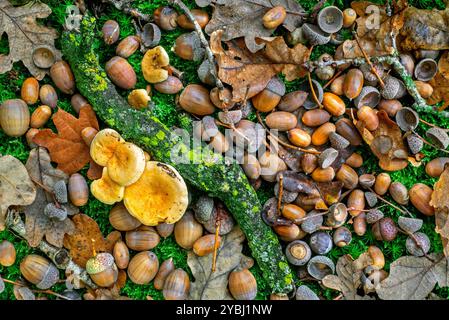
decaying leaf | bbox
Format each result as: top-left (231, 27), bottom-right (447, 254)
top-left (24, 148), bottom-right (77, 247)
top-left (430, 166), bottom-right (449, 257)
top-left (427, 52), bottom-right (449, 110)
top-left (210, 30), bottom-right (310, 103)
top-left (203, 0), bottom-right (304, 53)
top-left (33, 106), bottom-right (101, 179)
top-left (376, 253), bottom-right (448, 300)
top-left (356, 110), bottom-right (408, 171)
top-left (0, 275), bottom-right (4, 294)
top-left (63, 214), bottom-right (111, 268)
top-left (0, 0), bottom-right (61, 79)
top-left (84, 286), bottom-right (130, 300)
top-left (188, 227), bottom-right (245, 300)
top-left (0, 155), bottom-right (36, 231)
top-left (14, 285), bottom-right (35, 300)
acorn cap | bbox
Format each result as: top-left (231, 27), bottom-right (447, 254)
top-left (301, 211), bottom-right (324, 234)
top-left (301, 79), bottom-right (324, 109)
top-left (353, 86), bottom-right (380, 109)
top-left (44, 203), bottom-right (67, 221)
top-left (140, 23), bottom-right (161, 48)
top-left (395, 107), bottom-right (419, 132)
top-left (53, 180), bottom-right (68, 204)
top-left (296, 285), bottom-right (319, 300)
top-left (329, 132), bottom-right (350, 150)
top-left (218, 110), bottom-right (242, 125)
top-left (193, 195), bottom-right (215, 224)
top-left (265, 76), bottom-right (286, 97)
top-left (309, 231), bottom-right (333, 255)
top-left (286, 240), bottom-right (312, 266)
top-left (406, 133), bottom-right (424, 154)
top-left (36, 262), bottom-right (59, 290)
top-left (406, 232), bottom-right (430, 257)
top-left (317, 6), bottom-right (343, 34)
top-left (426, 127), bottom-right (449, 149)
top-left (318, 147), bottom-right (338, 169)
top-left (364, 191), bottom-right (378, 208)
top-left (414, 58), bottom-right (438, 82)
top-left (360, 63), bottom-right (384, 84)
top-left (326, 203), bottom-right (348, 228)
top-left (86, 252), bottom-right (115, 275)
top-left (32, 45), bottom-right (56, 69)
top-left (398, 216), bottom-right (423, 234)
top-left (381, 76), bottom-right (406, 100)
top-left (302, 23), bottom-right (331, 46)
top-left (307, 255), bottom-right (335, 280)
top-left (197, 59), bottom-right (216, 86)
top-left (366, 208), bottom-right (384, 224)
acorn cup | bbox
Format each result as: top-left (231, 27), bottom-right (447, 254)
top-left (398, 216), bottom-right (423, 234)
top-left (414, 58), bottom-right (438, 81)
top-left (285, 240), bottom-right (312, 266)
top-left (86, 251), bottom-right (118, 288)
top-left (426, 127), bottom-right (449, 150)
top-left (317, 6), bottom-right (343, 34)
top-left (302, 23), bottom-right (331, 46)
top-left (406, 232), bottom-right (430, 257)
top-left (396, 107), bottom-right (419, 132)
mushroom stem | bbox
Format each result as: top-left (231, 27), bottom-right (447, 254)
top-left (168, 0), bottom-right (225, 93)
top-left (1, 279), bottom-right (71, 300)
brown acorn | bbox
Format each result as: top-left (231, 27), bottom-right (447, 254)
top-left (68, 173), bottom-right (89, 207)
top-left (322, 92), bottom-right (346, 116)
top-left (300, 153), bottom-right (318, 174)
top-left (409, 183), bottom-right (435, 216)
top-left (311, 122), bottom-right (336, 146)
top-left (228, 269), bottom-right (257, 300)
top-left (425, 157), bottom-right (449, 177)
top-left (70, 94), bottom-right (90, 114)
top-left (156, 223), bottom-right (175, 238)
top-left (335, 118), bottom-right (362, 146)
top-left (81, 127), bottom-right (98, 147)
top-left (288, 128), bottom-right (311, 148)
top-left (26, 128), bottom-right (39, 148)
top-left (374, 173), bottom-right (391, 196)
top-left (126, 226), bottom-right (160, 251)
top-left (174, 211), bottom-right (203, 249)
top-left (21, 77), bottom-right (39, 105)
top-left (102, 20), bottom-right (120, 45)
top-left (281, 204), bottom-right (306, 222)
top-left (105, 56), bottom-right (137, 90)
top-left (39, 84), bottom-right (58, 109)
top-left (163, 269), bottom-right (190, 300)
top-left (109, 203), bottom-right (142, 231)
top-left (415, 81), bottom-right (433, 99)
top-left (154, 258), bottom-right (175, 290)
top-left (357, 106), bottom-right (379, 131)
top-left (252, 77), bottom-right (285, 112)
top-left (30, 105), bottom-right (51, 129)
top-left (345, 152), bottom-right (363, 168)
top-left (378, 99), bottom-right (402, 117)
top-left (115, 35), bottom-right (141, 59)
top-left (178, 9), bottom-right (209, 30)
top-left (209, 87), bottom-right (235, 110)
top-left (265, 111), bottom-right (298, 131)
top-left (173, 32), bottom-right (204, 61)
top-left (311, 167), bottom-right (335, 183)
top-left (154, 76), bottom-right (183, 94)
top-left (179, 84), bottom-right (215, 116)
top-left (20, 255), bottom-right (59, 289)
top-left (86, 252), bottom-right (118, 287)
top-left (154, 6), bottom-right (178, 31)
top-left (347, 189), bottom-right (365, 216)
top-left (273, 224), bottom-right (301, 242)
top-left (336, 164), bottom-right (358, 189)
top-left (330, 74), bottom-right (346, 96)
top-left (113, 241), bottom-right (130, 269)
top-left (343, 69), bottom-right (364, 99)
top-left (278, 91), bottom-right (308, 112)
top-left (263, 6), bottom-right (287, 29)
top-left (301, 109), bottom-right (331, 127)
top-left (372, 217), bottom-right (398, 242)
top-left (342, 8), bottom-right (356, 28)
top-left (359, 173), bottom-right (376, 189)
top-left (389, 181), bottom-right (409, 205)
top-left (127, 251), bottom-right (159, 285)
top-left (50, 61), bottom-right (75, 94)
top-left (193, 234), bottom-right (221, 257)
top-left (0, 240), bottom-right (16, 267)
top-left (0, 99), bottom-right (30, 137)
top-left (353, 213), bottom-right (367, 236)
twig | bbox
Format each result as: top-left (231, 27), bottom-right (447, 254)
top-left (367, 187), bottom-right (413, 217)
top-left (277, 174), bottom-right (283, 214)
top-left (323, 69), bottom-right (343, 89)
top-left (398, 228), bottom-right (432, 260)
top-left (412, 131), bottom-right (449, 154)
top-left (2, 279), bottom-right (70, 300)
top-left (211, 218), bottom-right (220, 273)
top-left (215, 120), bottom-right (250, 143)
top-left (353, 32), bottom-right (385, 88)
top-left (103, 0), bottom-right (151, 22)
top-left (307, 72), bottom-right (324, 109)
top-left (419, 118), bottom-right (449, 132)
top-left (169, 0), bottom-right (225, 93)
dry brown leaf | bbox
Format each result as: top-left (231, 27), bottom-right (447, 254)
top-left (430, 166), bottom-right (449, 257)
top-left (356, 110), bottom-right (408, 171)
top-left (0, 0), bottom-right (61, 79)
top-left (33, 106), bottom-right (101, 179)
top-left (210, 30), bottom-right (310, 103)
top-left (63, 213), bottom-right (111, 268)
top-left (427, 52), bottom-right (449, 110)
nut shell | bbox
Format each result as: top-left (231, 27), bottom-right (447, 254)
top-left (0, 240), bottom-right (16, 267)
top-left (127, 251), bottom-right (159, 285)
top-left (354, 86), bottom-right (380, 109)
top-left (50, 61), bottom-right (75, 94)
top-left (228, 269), bottom-right (257, 300)
top-left (163, 269), bottom-right (190, 300)
top-left (105, 56), bottom-right (137, 90)
top-left (302, 23), bottom-right (330, 46)
top-left (409, 183), bottom-right (435, 216)
top-left (125, 226), bottom-right (160, 251)
top-left (285, 240), bottom-right (312, 266)
top-left (179, 84), bottom-right (215, 116)
top-left (21, 77), bottom-right (39, 105)
top-left (39, 84), bottom-right (58, 109)
top-left (193, 234), bottom-right (221, 257)
top-left (174, 211), bottom-right (203, 249)
top-left (113, 241), bottom-right (130, 269)
top-left (102, 20), bottom-right (120, 45)
top-left (20, 255), bottom-right (59, 289)
top-left (109, 203), bottom-right (142, 231)
top-left (0, 99), bottom-right (30, 137)
top-left (154, 258), bottom-right (175, 290)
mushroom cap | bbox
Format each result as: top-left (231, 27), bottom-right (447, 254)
top-left (124, 161), bottom-right (189, 226)
top-left (142, 46), bottom-right (170, 83)
top-left (91, 167), bottom-right (125, 205)
top-left (90, 129), bottom-right (146, 186)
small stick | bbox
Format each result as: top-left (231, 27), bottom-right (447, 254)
top-left (413, 131), bottom-right (449, 154)
top-left (2, 279), bottom-right (70, 300)
top-left (398, 228), bottom-right (431, 260)
top-left (367, 187), bottom-right (413, 217)
top-left (277, 174), bottom-right (284, 214)
top-left (215, 120), bottom-right (250, 143)
top-left (211, 217), bottom-right (221, 272)
top-left (166, 65), bottom-right (184, 80)
top-left (323, 69), bottom-right (343, 89)
top-left (419, 118), bottom-right (449, 132)
top-left (307, 72), bottom-right (324, 109)
top-left (353, 32), bottom-right (385, 88)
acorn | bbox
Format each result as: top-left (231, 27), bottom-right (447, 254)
top-left (241, 154), bottom-right (261, 180)
top-left (113, 241), bottom-right (130, 269)
top-left (406, 232), bottom-right (430, 257)
top-left (330, 74), bottom-right (346, 96)
top-left (218, 110), bottom-right (242, 126)
top-left (116, 35), bottom-right (141, 58)
top-left (278, 91), bottom-right (308, 112)
top-left (309, 231), bottom-right (333, 255)
top-left (263, 6), bottom-right (287, 29)
top-left (0, 99), bottom-right (30, 137)
top-left (335, 118), bottom-right (362, 146)
top-left (252, 76), bottom-right (285, 112)
top-left (274, 224), bottom-right (301, 242)
top-left (21, 77), bottom-right (39, 105)
top-left (265, 111), bottom-right (297, 131)
top-left (409, 183), bottom-right (435, 216)
top-left (302, 23), bottom-right (331, 46)
top-left (173, 32), bottom-right (205, 61)
top-left (126, 226), bottom-right (160, 251)
top-left (366, 209), bottom-right (384, 224)
top-left (154, 6), bottom-right (178, 31)
top-left (109, 203), bottom-right (142, 231)
top-left (209, 87), bottom-right (235, 110)
top-left (0, 240), bottom-right (16, 267)
top-left (178, 9), bottom-right (209, 30)
top-left (415, 81), bottom-right (434, 99)
top-left (325, 203), bottom-right (348, 228)
top-left (70, 94), bottom-right (90, 114)
top-left (345, 152), bottom-right (363, 168)
top-left (68, 173), bottom-right (89, 207)
top-left (315, 54), bottom-right (335, 81)
top-left (301, 109), bottom-right (331, 127)
top-left (311, 167), bottom-right (335, 182)
top-left (179, 84), bottom-right (215, 116)
top-left (357, 106), bottom-right (379, 131)
top-left (127, 251), bottom-right (159, 285)
top-left (426, 127), bottom-right (449, 149)
top-left (368, 246), bottom-right (385, 269)
top-left (288, 128), bottom-right (311, 148)
top-left (372, 217), bottom-right (398, 242)
top-left (154, 258), bottom-right (175, 290)
top-left (174, 211), bottom-right (203, 249)
top-left (343, 69), bottom-right (364, 99)
top-left (281, 204), bottom-right (306, 222)
top-left (354, 86), bottom-right (380, 109)
top-left (389, 181), bottom-right (409, 205)
top-left (300, 211), bottom-right (324, 234)
top-left (399, 53), bottom-right (415, 76)
top-left (50, 60), bottom-right (75, 94)
top-left (105, 56), bottom-right (137, 90)
top-left (39, 84), bottom-right (58, 109)
top-left (359, 174), bottom-right (376, 189)
top-left (360, 63), bottom-right (384, 86)
top-left (378, 99), bottom-right (402, 117)
top-left (381, 75), bottom-right (406, 100)
top-left (102, 20), bottom-right (120, 45)
top-left (333, 226), bottom-right (352, 247)
top-left (317, 6), bottom-right (343, 33)
top-left (311, 122), bottom-right (336, 146)
top-left (30, 105), bottom-right (51, 129)
top-left (85, 252), bottom-right (118, 287)
top-left (343, 8), bottom-right (357, 28)
top-left (20, 255), bottom-right (59, 289)
top-left (318, 147), bottom-right (338, 169)
top-left (396, 107), bottom-right (419, 132)
top-left (300, 153), bottom-right (318, 174)
top-left (163, 269), bottom-right (190, 300)
top-left (193, 234), bottom-right (221, 257)
top-left (228, 269), bottom-right (257, 300)
top-left (259, 152), bottom-right (287, 182)
top-left (336, 164), bottom-right (358, 189)
top-left (353, 213), bottom-right (367, 236)
top-left (347, 189), bottom-right (365, 216)
top-left (414, 58), bottom-right (438, 81)
top-left (26, 128), bottom-right (39, 148)
top-left (322, 92), bottom-right (345, 116)
top-left (156, 223), bottom-right (175, 238)
top-left (285, 240), bottom-right (311, 266)
top-left (425, 157), bottom-right (449, 177)
top-left (154, 76), bottom-right (183, 94)
top-left (81, 127), bottom-right (98, 147)
top-left (374, 173), bottom-right (391, 196)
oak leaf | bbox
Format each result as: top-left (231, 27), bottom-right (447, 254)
top-left (33, 106), bottom-right (101, 179)
top-left (427, 52), bottom-right (449, 110)
top-left (203, 0), bottom-right (305, 53)
top-left (0, 0), bottom-right (61, 79)
top-left (430, 166), bottom-right (449, 257)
